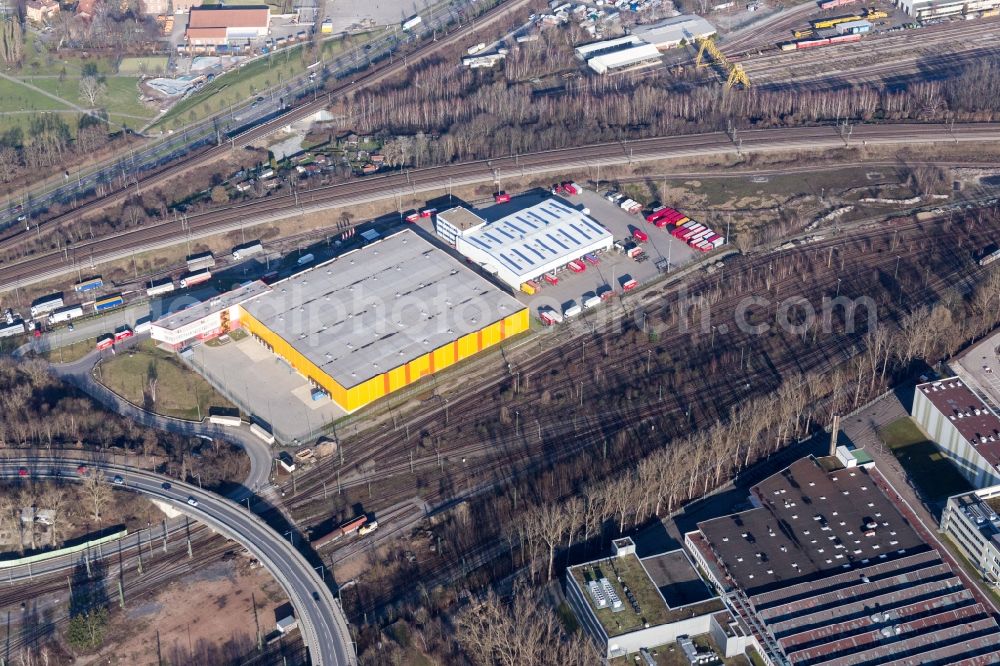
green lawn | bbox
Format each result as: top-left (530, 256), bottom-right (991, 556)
top-left (39, 337), bottom-right (97, 364)
top-left (118, 56), bottom-right (169, 76)
top-left (887, 440), bottom-right (973, 503)
top-left (154, 31), bottom-right (375, 131)
top-left (0, 78), bottom-right (75, 137)
top-left (878, 417), bottom-right (929, 450)
top-left (97, 339), bottom-right (235, 420)
top-left (27, 76), bottom-right (155, 126)
top-left (0, 74), bottom-right (154, 138)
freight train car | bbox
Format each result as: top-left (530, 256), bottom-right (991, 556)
top-left (74, 277), bottom-right (104, 293)
top-left (94, 294), bottom-right (124, 312)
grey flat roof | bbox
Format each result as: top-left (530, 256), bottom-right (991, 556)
top-left (241, 229), bottom-right (525, 389)
top-left (438, 207), bottom-right (486, 232)
top-left (153, 280), bottom-right (271, 332)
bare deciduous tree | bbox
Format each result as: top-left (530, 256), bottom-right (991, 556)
top-left (78, 76), bottom-right (107, 108)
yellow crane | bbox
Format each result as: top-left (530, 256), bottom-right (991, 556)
top-left (695, 37), bottom-right (750, 90)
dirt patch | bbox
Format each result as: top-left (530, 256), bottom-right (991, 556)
top-left (93, 556), bottom-right (287, 665)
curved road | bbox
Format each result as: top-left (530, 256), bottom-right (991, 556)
top-left (1, 457), bottom-right (356, 666)
top-left (2, 122), bottom-right (998, 291)
top-left (14, 338), bottom-right (274, 495)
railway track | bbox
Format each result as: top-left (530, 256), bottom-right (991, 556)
top-left (0, 0), bottom-right (535, 258)
top-left (5, 123), bottom-right (1000, 292)
top-left (736, 16), bottom-right (1000, 86)
top-left (290, 213), bottom-right (999, 592)
top-left (0, 526), bottom-right (232, 656)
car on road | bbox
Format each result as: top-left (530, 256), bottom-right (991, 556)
top-left (18, 467), bottom-right (27, 477)
top-left (76, 464), bottom-right (87, 474)
top-left (312, 591), bottom-right (320, 602)
top-left (161, 482), bottom-right (171, 490)
top-left (113, 475), bottom-right (124, 485)
top-left (67, 323), bottom-right (74, 331)
top-left (187, 497), bottom-right (199, 507)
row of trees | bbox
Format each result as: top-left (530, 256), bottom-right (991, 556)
top-left (336, 42), bottom-right (1000, 167)
top-left (0, 115), bottom-right (113, 185)
top-left (348, 213), bottom-right (1000, 662)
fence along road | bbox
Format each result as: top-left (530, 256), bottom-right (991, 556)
top-left (0, 457), bottom-right (356, 666)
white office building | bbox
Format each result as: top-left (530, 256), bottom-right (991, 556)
top-left (941, 485), bottom-right (1000, 587)
top-left (453, 198), bottom-right (613, 290)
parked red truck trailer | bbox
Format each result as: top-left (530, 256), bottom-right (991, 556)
top-left (632, 228), bottom-right (649, 242)
top-left (567, 260), bottom-right (586, 273)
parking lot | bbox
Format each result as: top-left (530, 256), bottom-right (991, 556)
top-left (416, 186), bottom-right (710, 321)
top-left (186, 334), bottom-right (343, 444)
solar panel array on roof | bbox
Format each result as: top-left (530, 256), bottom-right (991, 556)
top-left (460, 199), bottom-right (612, 279)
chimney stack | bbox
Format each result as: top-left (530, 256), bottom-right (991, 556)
top-left (830, 414), bottom-right (841, 457)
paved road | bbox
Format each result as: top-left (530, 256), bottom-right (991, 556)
top-left (4, 122), bottom-right (1000, 292)
top-left (0, 0), bottom-right (503, 236)
top-left (15, 337), bottom-right (274, 495)
top-left (0, 458), bottom-right (356, 665)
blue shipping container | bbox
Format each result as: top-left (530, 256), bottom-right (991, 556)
top-left (95, 295), bottom-right (124, 312)
top-left (75, 277), bottom-right (104, 292)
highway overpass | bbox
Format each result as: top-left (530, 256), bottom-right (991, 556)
top-left (0, 457), bottom-right (356, 666)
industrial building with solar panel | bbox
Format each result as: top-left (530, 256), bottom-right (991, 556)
top-left (150, 228), bottom-right (529, 415)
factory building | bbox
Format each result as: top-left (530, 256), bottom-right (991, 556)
top-left (573, 34), bottom-right (663, 74)
top-left (911, 377), bottom-right (1000, 488)
top-left (896, 0), bottom-right (1000, 19)
top-left (685, 456), bottom-right (1000, 665)
top-left (940, 485), bottom-right (1000, 586)
top-left (185, 6), bottom-right (270, 47)
top-left (564, 537), bottom-right (753, 660)
top-left (450, 198), bottom-right (613, 291)
top-left (152, 230), bottom-right (529, 414)
top-left (630, 15), bottom-right (717, 50)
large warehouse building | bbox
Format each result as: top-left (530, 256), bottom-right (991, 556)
top-left (911, 377), bottom-right (1000, 488)
top-left (631, 15), bottom-right (717, 50)
top-left (448, 198), bottom-right (613, 291)
top-left (896, 0), bottom-right (1000, 20)
top-left (150, 230), bottom-right (528, 414)
top-left (685, 456), bottom-right (1000, 665)
top-left (185, 6), bottom-right (270, 47)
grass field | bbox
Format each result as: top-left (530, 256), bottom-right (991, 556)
top-left (27, 76), bottom-right (156, 128)
top-left (879, 417), bottom-right (973, 502)
top-left (154, 31), bottom-right (374, 130)
top-left (40, 337), bottom-right (97, 364)
top-left (97, 339), bottom-right (235, 420)
top-left (118, 56), bottom-right (169, 76)
top-left (879, 416), bottom-right (929, 449)
top-left (0, 32), bottom-right (157, 137)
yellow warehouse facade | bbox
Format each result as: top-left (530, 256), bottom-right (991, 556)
top-left (238, 305), bottom-right (529, 413)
